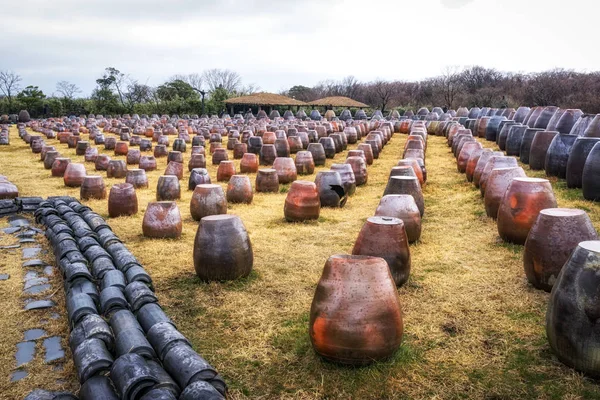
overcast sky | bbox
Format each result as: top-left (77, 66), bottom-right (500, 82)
top-left (2, 0), bottom-right (598, 97)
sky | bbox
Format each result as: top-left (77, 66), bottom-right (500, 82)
top-left (2, 0), bottom-right (599, 97)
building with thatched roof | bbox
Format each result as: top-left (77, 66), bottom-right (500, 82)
top-left (307, 96), bottom-right (369, 109)
top-left (224, 92), bottom-right (307, 115)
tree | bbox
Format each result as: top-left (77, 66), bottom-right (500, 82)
top-left (96, 67), bottom-right (127, 107)
top-left (17, 86), bottom-right (46, 117)
top-left (286, 85), bottom-right (316, 102)
top-left (364, 80), bottom-right (398, 112)
top-left (56, 80), bottom-right (81, 100)
top-left (156, 79), bottom-right (199, 102)
top-left (171, 73), bottom-right (204, 92)
top-left (202, 69), bottom-right (242, 93)
top-left (0, 70), bottom-right (22, 110)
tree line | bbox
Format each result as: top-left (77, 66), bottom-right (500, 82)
top-left (1, 66), bottom-right (600, 118)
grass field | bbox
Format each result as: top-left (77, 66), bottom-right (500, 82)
top-left (2, 124), bottom-right (600, 399)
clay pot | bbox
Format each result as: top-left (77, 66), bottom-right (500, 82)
top-left (216, 161), bottom-right (235, 182)
top-left (330, 164), bottom-right (356, 196)
top-left (67, 135), bottom-right (80, 148)
top-left (154, 145), bottom-right (168, 158)
top-left (318, 137), bottom-right (336, 159)
top-left (114, 141), bottom-right (129, 156)
top-left (288, 136), bottom-right (303, 154)
top-left (315, 171), bottom-right (343, 207)
top-left (80, 176), bottom-right (106, 200)
top-left (329, 134), bottom-right (343, 153)
top-left (457, 142), bottom-right (483, 173)
top-left (497, 177), bottom-right (557, 244)
top-left (546, 241), bottom-right (600, 377)
top-left (375, 195), bottom-right (421, 243)
top-left (233, 143), bottom-right (247, 159)
top-left (529, 131), bottom-right (558, 170)
top-left (295, 151), bottom-right (315, 175)
top-left (188, 154), bottom-right (206, 171)
top-left (190, 184), bottom-right (227, 221)
top-left (396, 159), bottom-right (424, 186)
top-left (389, 166), bottom-right (417, 180)
top-left (274, 138), bottom-right (290, 158)
top-left (465, 148), bottom-right (486, 182)
top-left (139, 139), bottom-right (152, 152)
top-left (64, 163), bottom-right (87, 187)
top-left (212, 148), bottom-right (228, 165)
top-left (142, 202), bottom-right (182, 239)
top-left (226, 175), bottom-right (253, 204)
top-left (309, 255), bottom-right (403, 365)
top-left (139, 156), bottom-right (157, 171)
top-left (193, 215), bottom-right (253, 281)
top-left (583, 114), bottom-right (600, 137)
top-left (473, 151), bottom-right (503, 188)
top-left (84, 147), bottom-right (99, 163)
top-left (483, 167), bottom-right (526, 218)
top-left (108, 183), bottom-right (138, 217)
top-left (41, 145), bottom-right (56, 161)
top-left (355, 144), bottom-right (373, 165)
top-left (519, 128), bottom-right (544, 164)
top-left (76, 141), bottom-right (89, 156)
top-left (44, 151), bottom-right (60, 170)
top-left (545, 134), bottom-right (577, 178)
top-left (188, 168), bottom-right (211, 190)
top-left (209, 142), bottom-right (222, 154)
top-left (52, 157), bottom-right (71, 177)
top-left (156, 175), bottom-right (181, 201)
top-left (505, 126), bottom-right (527, 156)
top-left (284, 181), bottom-right (320, 222)
top-left (238, 153), bottom-right (258, 174)
top-left (306, 143), bottom-right (326, 166)
top-left (125, 169), bottom-right (148, 189)
top-left (94, 155), bottom-right (110, 171)
top-left (124, 150), bottom-right (139, 165)
top-left (533, 106), bottom-right (559, 129)
top-left (107, 160), bottom-right (127, 179)
top-left (383, 176), bottom-right (424, 216)
top-left (273, 157), bottom-right (297, 184)
top-left (173, 138), bottom-right (186, 152)
top-left (256, 169), bottom-right (279, 193)
top-left (260, 144), bottom-right (277, 165)
top-left (191, 145), bottom-right (205, 155)
top-left (553, 109), bottom-right (583, 134)
top-left (566, 137), bottom-right (600, 188)
top-left (167, 151), bottom-right (183, 164)
top-left (345, 156), bottom-right (368, 186)
top-left (247, 136), bottom-right (262, 154)
top-left (582, 142), bottom-right (600, 201)
top-left (164, 161), bottom-right (183, 180)
top-left (262, 131), bottom-right (276, 144)
top-left (498, 122), bottom-right (520, 150)
top-left (524, 209), bottom-right (597, 292)
top-left (0, 180), bottom-right (18, 199)
top-left (479, 156), bottom-right (519, 196)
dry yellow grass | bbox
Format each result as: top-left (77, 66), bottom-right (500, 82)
top-left (1, 125), bottom-right (600, 399)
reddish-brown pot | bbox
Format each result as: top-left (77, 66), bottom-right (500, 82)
top-left (209, 142), bottom-right (222, 154)
top-left (233, 143), bottom-right (247, 159)
top-left (375, 194), bottom-right (421, 243)
top-left (357, 143), bottom-right (374, 165)
top-left (345, 156), bottom-right (368, 186)
top-left (212, 148), bottom-right (229, 165)
top-left (226, 175), bottom-right (253, 204)
top-left (156, 175), bottom-right (180, 201)
top-left (190, 184), bottom-right (227, 221)
top-left (51, 158), bottom-right (71, 177)
top-left (465, 148), bottom-right (486, 182)
top-left (139, 156), bottom-right (157, 171)
top-left (154, 145), bottom-right (168, 158)
top-left (309, 255), bottom-right (403, 365)
top-left (457, 142), bottom-right (483, 173)
top-left (497, 177), bottom-right (558, 244)
top-left (188, 154), bottom-right (206, 171)
top-left (295, 151), bottom-right (315, 175)
top-left (80, 175), bottom-right (106, 200)
top-left (107, 160), bottom-right (127, 179)
top-left (396, 159), bottom-right (423, 186)
top-left (284, 181), bottom-right (320, 222)
top-left (142, 201), bottom-right (182, 239)
top-left (524, 208), bottom-right (598, 292)
top-left (479, 156), bottom-right (519, 196)
top-left (383, 176), bottom-right (424, 216)
top-left (260, 144), bottom-right (277, 166)
top-left (95, 155), bottom-right (111, 171)
top-left (44, 151), bottom-right (60, 170)
top-left (125, 169), bottom-right (148, 189)
top-left (256, 169), bottom-right (279, 193)
top-left (217, 161), bottom-right (235, 182)
top-left (167, 151), bottom-right (183, 164)
top-left (240, 153), bottom-right (259, 173)
top-left (273, 157), bottom-right (297, 184)
top-left (126, 149), bottom-right (141, 165)
top-left (41, 145), bottom-right (56, 162)
top-left (114, 141), bottom-right (129, 156)
top-left (75, 141), bottom-right (89, 156)
top-left (483, 167), bottom-right (526, 218)
top-left (262, 131), bottom-right (276, 144)
top-left (108, 183), bottom-right (138, 217)
top-left (473, 151), bottom-right (503, 188)
top-left (64, 163), bottom-right (86, 187)
top-left (164, 161), bottom-right (183, 180)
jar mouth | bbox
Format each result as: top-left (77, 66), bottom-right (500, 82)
top-left (579, 241), bottom-right (600, 254)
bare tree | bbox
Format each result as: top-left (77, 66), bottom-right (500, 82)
top-left (364, 80), bottom-right (399, 112)
top-left (0, 70), bottom-right (22, 106)
top-left (172, 73), bottom-right (204, 92)
top-left (440, 66), bottom-right (463, 109)
top-left (56, 80), bottom-right (81, 100)
top-left (202, 69), bottom-right (242, 93)
top-left (340, 75), bottom-right (361, 99)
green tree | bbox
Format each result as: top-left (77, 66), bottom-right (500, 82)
top-left (17, 85), bottom-right (46, 117)
top-left (156, 79), bottom-right (199, 102)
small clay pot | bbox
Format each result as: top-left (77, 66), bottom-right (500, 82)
top-left (76, 141), bottom-right (90, 156)
top-left (284, 181), bottom-right (320, 222)
top-left (95, 155), bottom-right (111, 171)
top-left (331, 163), bottom-right (356, 196)
top-left (295, 151), bottom-right (315, 175)
top-left (80, 176), bottom-right (106, 200)
top-left (255, 169), bottom-right (279, 193)
top-left (479, 156), bottom-right (519, 196)
top-left (473, 151), bottom-right (503, 188)
top-left (465, 148), bottom-right (486, 182)
top-left (107, 160), bottom-right (127, 179)
top-left (154, 145), bottom-right (168, 158)
top-left (582, 142), bottom-right (600, 201)
top-left (375, 195), bottom-right (421, 243)
top-left (274, 138), bottom-right (291, 158)
top-left (114, 141), bottom-right (129, 156)
top-left (309, 255), bottom-right (403, 365)
top-left (188, 168), bottom-right (211, 190)
top-left (273, 157), bottom-right (297, 184)
top-left (483, 167), bottom-right (526, 218)
top-left (173, 138), bottom-right (186, 153)
top-left (345, 156), bottom-right (368, 186)
top-left (240, 153), bottom-right (259, 174)
top-left (139, 156), bottom-right (157, 171)
top-left (126, 150), bottom-right (141, 165)
top-left (383, 176), bottom-right (424, 216)
top-left (396, 159), bottom-right (423, 186)
top-left (260, 144), bottom-right (277, 165)
top-left (524, 208), bottom-right (598, 292)
top-left (64, 163), bottom-right (87, 187)
top-left (44, 151), bottom-right (60, 170)
top-left (167, 151), bottom-right (183, 164)
top-left (164, 161), bottom-right (183, 180)
top-left (357, 143), bottom-right (374, 165)
top-left (546, 241), bottom-right (600, 377)
top-left (217, 161), bottom-right (236, 182)
top-left (84, 147), bottom-right (99, 163)
top-left (529, 131), bottom-right (558, 170)
top-left (108, 183), bottom-right (138, 217)
top-left (233, 143), bottom-right (247, 159)
top-left (248, 136), bottom-right (262, 154)
top-left (352, 216), bottom-right (411, 287)
top-left (306, 143), bottom-right (326, 166)
top-left (545, 133), bottom-right (578, 178)
top-left (125, 169), bottom-right (148, 189)
top-left (226, 175), bottom-right (253, 204)
top-left (212, 148), bottom-right (229, 165)
top-left (566, 137), bottom-right (600, 188)
top-left (318, 137), bottom-right (336, 159)
top-left (142, 202), bottom-right (182, 239)
top-left (497, 177), bottom-right (557, 244)
top-left (288, 136), bottom-right (303, 153)
top-left (190, 184), bottom-right (227, 221)
top-left (156, 175), bottom-right (181, 201)
top-left (315, 171), bottom-right (343, 207)
top-left (52, 158), bottom-right (71, 177)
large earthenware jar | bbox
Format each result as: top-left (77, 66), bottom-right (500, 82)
top-left (318, 137), bottom-right (336, 159)
top-left (352, 217), bottom-right (411, 287)
top-left (80, 175), bottom-right (106, 200)
top-left (582, 114), bottom-right (600, 137)
top-left (345, 156), bottom-right (368, 186)
top-left (107, 160), bottom-right (127, 179)
top-left (331, 164), bottom-right (356, 196)
top-left (95, 154), bottom-right (111, 171)
top-left (44, 151), bottom-right (60, 170)
top-left (156, 175), bottom-right (181, 201)
top-left (315, 171), bottom-right (343, 207)
top-left (75, 141), bottom-right (89, 156)
top-left (519, 128), bottom-right (544, 164)
top-left (217, 161), bottom-right (236, 182)
top-left (457, 142), bottom-right (483, 173)
top-left (167, 151), bottom-right (183, 164)
top-left (396, 159), bottom-right (423, 186)
top-left (566, 137), bottom-right (600, 188)
top-left (188, 168), bottom-right (211, 190)
top-left (190, 184), bottom-right (227, 221)
top-left (255, 169), bottom-right (279, 193)
top-left (545, 134), bottom-right (578, 178)
top-left (309, 255), bottom-right (403, 365)
top-left (114, 141), bottom-right (129, 156)
top-left (497, 178), bottom-right (557, 244)
top-left (533, 106), bottom-right (558, 129)
top-left (273, 157), bottom-right (297, 184)
top-left (226, 175), bottom-right (253, 204)
top-left (126, 149), bottom-right (141, 165)
top-left (284, 181), bottom-right (320, 222)
top-left (164, 161), bottom-right (183, 180)
top-left (546, 241), bottom-right (600, 377)
top-left (239, 153), bottom-right (259, 174)
top-left (384, 176), bottom-right (424, 216)
top-left (306, 143), bottom-right (326, 166)
top-left (553, 109), bottom-right (583, 134)
top-left (247, 136), bottom-right (262, 154)
top-left (465, 148), bottom-right (486, 182)
top-left (212, 148), bottom-right (229, 165)
top-left (142, 201), bottom-right (182, 239)
top-left (84, 147), bottom-right (99, 163)
top-left (139, 156), bottom-right (157, 171)
top-left (125, 169), bottom-right (148, 189)
top-left (51, 157), bottom-right (71, 177)
top-left (188, 154), bottom-right (206, 171)
top-left (259, 144), bottom-right (277, 165)
top-left (64, 163), bottom-right (87, 187)
top-left (233, 142), bottom-right (247, 159)
top-left (582, 142), bottom-right (600, 201)
top-left (108, 183), bottom-right (138, 217)
top-left (483, 167), bottom-right (526, 219)
top-left (154, 145), bottom-right (168, 158)
top-left (505, 126), bottom-right (527, 156)
top-left (498, 122), bottom-right (520, 150)
top-left (479, 156), bottom-right (519, 196)
top-left (529, 131), bottom-right (558, 170)
top-left (194, 215), bottom-right (253, 281)
top-left (389, 166), bottom-right (417, 180)
top-left (524, 209), bottom-right (597, 292)
top-left (473, 151), bottom-right (503, 188)
top-left (375, 195), bottom-right (421, 243)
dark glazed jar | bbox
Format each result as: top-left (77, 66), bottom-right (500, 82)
top-left (188, 154), bottom-right (206, 171)
top-left (126, 150), bottom-right (141, 165)
top-left (544, 134), bottom-right (577, 179)
top-left (108, 183), bottom-right (138, 217)
top-left (139, 156), bottom-right (157, 171)
top-left (566, 137), bottom-right (600, 188)
top-left (582, 142), bottom-right (600, 201)
top-left (64, 163), bottom-right (87, 187)
top-left (142, 201), bottom-right (182, 239)
top-left (190, 184), bottom-right (227, 221)
top-left (529, 131), bottom-right (558, 170)
top-left (315, 171), bottom-right (343, 207)
top-left (331, 163), bottom-right (356, 196)
top-left (306, 143), bottom-right (326, 166)
top-left (255, 169), bottom-right (279, 193)
top-left (125, 169), bottom-right (148, 189)
top-left (259, 144), bottom-right (277, 166)
top-left (212, 148), bottom-right (229, 165)
top-left (80, 176), bottom-right (106, 200)
top-left (107, 160), bottom-right (127, 179)
top-left (52, 157), bottom-right (71, 177)
top-left (156, 175), bottom-right (181, 201)
top-left (188, 168), bottom-right (211, 190)
top-left (383, 176), bottom-right (424, 216)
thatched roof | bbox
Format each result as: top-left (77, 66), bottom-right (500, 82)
top-left (307, 96), bottom-right (369, 108)
top-left (225, 92), bottom-right (307, 106)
